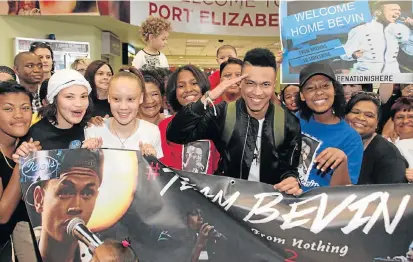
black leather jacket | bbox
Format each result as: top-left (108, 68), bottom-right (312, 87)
top-left (166, 99), bottom-right (302, 185)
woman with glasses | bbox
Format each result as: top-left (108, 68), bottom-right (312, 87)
top-left (346, 92), bottom-right (407, 184)
top-left (70, 58), bottom-right (91, 76)
top-left (29, 42), bottom-right (54, 82)
top-left (297, 63), bottom-right (364, 191)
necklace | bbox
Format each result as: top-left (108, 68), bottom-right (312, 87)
top-left (0, 144), bottom-right (14, 169)
top-left (111, 119), bottom-right (138, 149)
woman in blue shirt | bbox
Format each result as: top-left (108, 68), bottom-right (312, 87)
top-left (296, 63), bottom-right (364, 191)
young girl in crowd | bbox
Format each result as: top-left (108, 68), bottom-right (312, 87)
top-left (0, 81), bottom-right (36, 262)
top-left (280, 84), bottom-right (299, 113)
top-left (132, 17), bottom-right (171, 70)
top-left (159, 65), bottom-right (220, 174)
top-left (85, 67), bottom-right (162, 158)
top-left (297, 63), bottom-right (363, 191)
top-left (346, 92), bottom-right (407, 184)
top-left (29, 42), bottom-right (54, 81)
top-left (139, 69), bottom-right (167, 125)
top-left (85, 60), bottom-right (114, 117)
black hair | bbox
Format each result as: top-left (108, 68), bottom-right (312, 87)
top-left (0, 81), bottom-right (32, 102)
top-left (166, 65), bottom-right (210, 112)
top-left (141, 69), bottom-right (165, 96)
top-left (39, 79), bottom-right (48, 103)
top-left (343, 83), bottom-right (373, 92)
top-left (219, 57), bottom-right (243, 77)
top-left (390, 97), bottom-right (413, 120)
top-left (29, 42), bottom-right (55, 73)
top-left (0, 66), bottom-right (17, 80)
top-left (216, 45), bottom-right (237, 57)
top-left (280, 84), bottom-right (300, 104)
top-left (84, 60), bottom-right (114, 102)
top-left (298, 80), bottom-right (346, 121)
top-left (39, 95), bottom-right (93, 128)
top-left (345, 93), bottom-right (381, 119)
top-left (243, 48), bottom-right (277, 72)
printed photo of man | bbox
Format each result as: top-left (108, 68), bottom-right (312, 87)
top-left (182, 142), bottom-right (210, 174)
top-left (341, 1), bottom-right (413, 73)
top-left (24, 149), bottom-right (104, 262)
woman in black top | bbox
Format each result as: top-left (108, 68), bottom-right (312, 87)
top-left (345, 92), bottom-right (407, 184)
top-left (0, 82), bottom-right (34, 260)
top-left (85, 60), bottom-right (114, 117)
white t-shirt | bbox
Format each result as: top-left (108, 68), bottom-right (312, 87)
top-left (132, 50), bottom-right (169, 70)
top-left (248, 119), bottom-right (264, 182)
top-left (394, 138), bottom-right (413, 168)
top-left (84, 119), bottom-right (163, 159)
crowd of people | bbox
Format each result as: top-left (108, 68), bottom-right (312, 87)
top-left (0, 15), bottom-right (412, 262)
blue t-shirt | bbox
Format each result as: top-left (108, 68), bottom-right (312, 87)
top-left (297, 115), bottom-right (363, 191)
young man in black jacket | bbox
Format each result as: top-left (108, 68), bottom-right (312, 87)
top-left (166, 48), bottom-right (302, 196)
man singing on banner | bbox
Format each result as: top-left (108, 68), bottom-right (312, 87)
top-left (341, 1), bottom-right (413, 73)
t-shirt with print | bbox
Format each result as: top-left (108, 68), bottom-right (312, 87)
top-left (248, 119), bottom-right (264, 182)
top-left (158, 116), bottom-right (220, 174)
top-left (84, 118), bottom-right (163, 159)
top-left (297, 115), bottom-right (364, 191)
top-left (132, 50), bottom-right (169, 70)
top-left (20, 117), bottom-right (85, 150)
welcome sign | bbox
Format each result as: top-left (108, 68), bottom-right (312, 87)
top-left (280, 0), bottom-right (413, 84)
top-left (19, 149), bottom-right (413, 262)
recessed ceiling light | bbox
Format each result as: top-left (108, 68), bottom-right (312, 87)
top-left (179, 56), bottom-right (184, 59)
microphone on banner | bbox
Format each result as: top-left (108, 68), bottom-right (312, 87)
top-left (211, 228), bottom-right (228, 240)
top-left (67, 217), bottom-right (103, 252)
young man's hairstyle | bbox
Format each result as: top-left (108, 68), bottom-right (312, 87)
top-left (141, 69), bottom-right (165, 96)
top-left (216, 45), bottom-right (237, 57)
top-left (345, 93), bottom-right (381, 119)
top-left (0, 66), bottom-right (17, 80)
top-left (390, 97), bottom-right (413, 120)
top-left (0, 81), bottom-right (32, 102)
top-left (84, 60), bottom-right (114, 102)
top-left (140, 16), bottom-right (172, 42)
top-left (243, 48), bottom-right (277, 72)
top-left (299, 80), bottom-right (346, 121)
top-left (219, 58), bottom-right (243, 77)
top-left (166, 65), bottom-right (210, 112)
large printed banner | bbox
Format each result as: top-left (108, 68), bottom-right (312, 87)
top-left (19, 149), bottom-right (413, 262)
top-left (130, 0), bottom-right (280, 37)
top-left (280, 0), bottom-right (413, 84)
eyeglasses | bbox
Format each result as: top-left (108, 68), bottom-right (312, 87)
top-left (350, 91), bottom-right (381, 105)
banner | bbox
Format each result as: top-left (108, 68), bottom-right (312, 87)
top-left (130, 0), bottom-right (280, 37)
top-left (20, 149), bottom-right (413, 262)
top-left (280, 1), bottom-right (413, 84)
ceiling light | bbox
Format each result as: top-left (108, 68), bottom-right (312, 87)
top-left (179, 56), bottom-right (184, 59)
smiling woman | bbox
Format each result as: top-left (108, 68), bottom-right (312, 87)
top-left (139, 69), bottom-right (166, 125)
top-left (345, 93), bottom-right (407, 185)
top-left (297, 63), bottom-right (364, 191)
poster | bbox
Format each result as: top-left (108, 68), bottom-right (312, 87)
top-left (130, 0), bottom-right (280, 37)
top-left (280, 0), bottom-right (413, 84)
top-left (19, 149), bottom-right (413, 262)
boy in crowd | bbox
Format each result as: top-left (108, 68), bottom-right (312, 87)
top-left (208, 45), bottom-right (238, 90)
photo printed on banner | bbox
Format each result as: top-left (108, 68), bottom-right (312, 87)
top-left (298, 133), bottom-right (322, 186)
top-left (280, 0), bottom-right (413, 84)
top-left (182, 141), bottom-right (210, 174)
